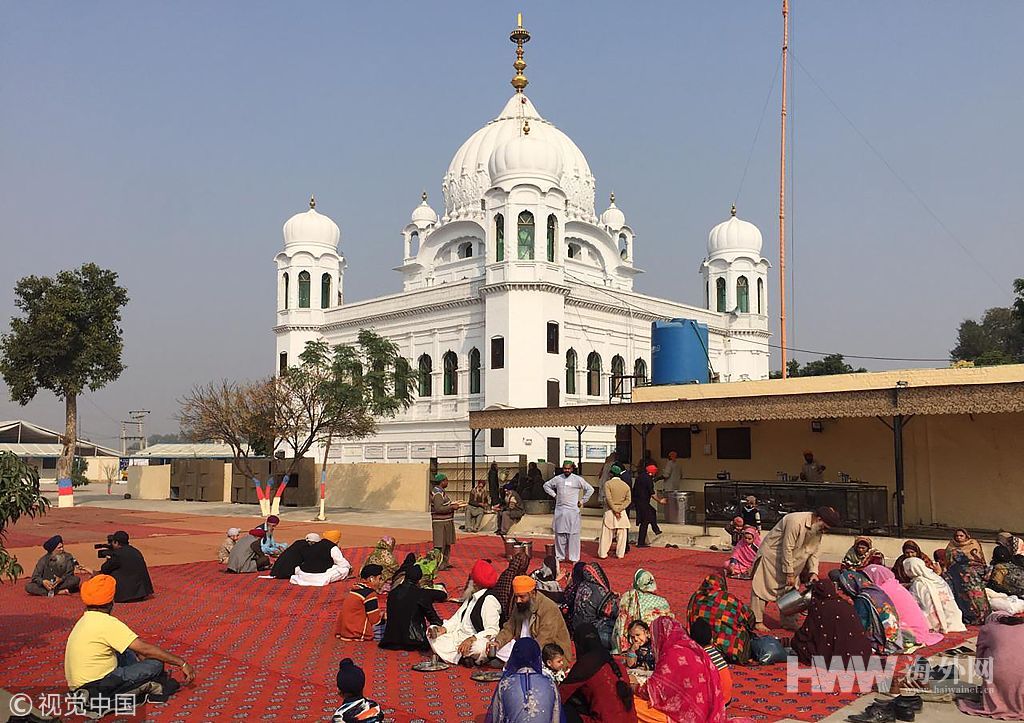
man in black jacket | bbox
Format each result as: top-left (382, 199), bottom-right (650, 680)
top-left (100, 531), bottom-right (155, 603)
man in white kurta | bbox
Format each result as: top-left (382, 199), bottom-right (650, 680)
top-left (428, 560), bottom-right (500, 665)
top-left (543, 461), bottom-right (595, 564)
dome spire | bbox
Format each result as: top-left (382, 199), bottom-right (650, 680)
top-left (509, 13), bottom-right (530, 93)
top-left (731, 203), bottom-right (736, 217)
top-left (309, 195), bottom-right (316, 210)
top-left (421, 190), bottom-right (428, 202)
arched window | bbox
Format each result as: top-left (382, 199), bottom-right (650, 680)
top-left (737, 276), bottom-right (750, 313)
top-left (546, 215), bottom-right (556, 262)
top-left (469, 348), bottom-right (481, 394)
top-left (619, 233), bottom-right (628, 260)
top-left (370, 357), bottom-right (385, 402)
top-left (298, 271), bottom-right (311, 308)
top-left (442, 351), bottom-right (458, 395)
top-left (395, 358), bottom-right (411, 400)
top-left (417, 354), bottom-right (432, 397)
top-left (282, 272), bottom-right (290, 310)
top-left (586, 352), bottom-right (602, 397)
top-left (495, 214), bottom-right (504, 261)
top-left (567, 242), bottom-right (581, 259)
top-left (565, 349), bottom-right (577, 395)
top-left (410, 231), bottom-right (419, 256)
top-left (458, 242), bottom-right (473, 259)
top-left (321, 273), bottom-right (332, 309)
top-left (610, 355), bottom-right (625, 397)
top-left (716, 277), bottom-right (726, 312)
top-left (517, 211), bottom-right (535, 260)
top-left (634, 358), bottom-right (648, 384)
top-left (757, 277), bottom-right (764, 314)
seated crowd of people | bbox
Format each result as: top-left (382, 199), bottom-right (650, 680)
top-left (33, 506), bottom-right (1024, 722)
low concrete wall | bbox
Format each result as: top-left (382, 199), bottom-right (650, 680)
top-left (126, 465), bottom-right (171, 500)
top-left (324, 462), bottom-right (431, 513)
top-left (85, 456), bottom-right (120, 483)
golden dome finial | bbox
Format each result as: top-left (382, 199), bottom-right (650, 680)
top-left (421, 190), bottom-right (428, 203)
top-left (730, 203), bottom-right (736, 217)
top-left (509, 12), bottom-right (531, 93)
top-left (523, 120), bottom-right (530, 135)
top-left (610, 192), bottom-right (616, 204)
top-left (310, 195), bottom-right (316, 210)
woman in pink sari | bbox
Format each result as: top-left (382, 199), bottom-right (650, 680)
top-left (634, 616), bottom-right (727, 723)
top-left (863, 564), bottom-right (943, 647)
top-left (724, 527), bottom-right (760, 579)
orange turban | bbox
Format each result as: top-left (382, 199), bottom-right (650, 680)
top-left (81, 574), bottom-right (116, 606)
top-left (512, 575), bottom-right (536, 595)
top-left (471, 559), bottom-right (498, 589)
top-left (322, 530), bottom-right (342, 544)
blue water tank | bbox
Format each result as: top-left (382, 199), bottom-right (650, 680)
top-left (651, 319), bottom-right (710, 385)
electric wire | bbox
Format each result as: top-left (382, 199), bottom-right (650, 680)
top-left (734, 54), bottom-right (782, 207)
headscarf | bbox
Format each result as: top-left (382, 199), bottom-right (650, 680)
top-left (728, 526), bottom-right (761, 571)
top-left (391, 552), bottom-right (417, 587)
top-left (791, 578), bottom-right (873, 666)
top-left (686, 573), bottom-right (755, 663)
top-left (946, 528), bottom-right (986, 566)
top-left (304, 533), bottom-right (322, 543)
top-left (842, 536), bottom-right (885, 570)
top-left (835, 570), bottom-right (904, 654)
top-left (80, 574), bottom-right (117, 607)
top-left (891, 540), bottom-right (936, 585)
top-left (366, 536), bottom-right (399, 580)
top-left (493, 552), bottom-right (531, 618)
top-left (863, 564), bottom-right (943, 646)
top-left (226, 527), bottom-right (241, 537)
top-left (643, 617), bottom-right (727, 723)
top-left (504, 637), bottom-right (544, 677)
top-left (997, 532), bottom-right (1024, 558)
top-left (249, 528), bottom-right (266, 539)
top-left (944, 549), bottom-right (992, 625)
top-left (562, 623), bottom-right (634, 712)
top-left (266, 515), bottom-right (280, 525)
top-left (903, 557), bottom-right (967, 634)
top-left (417, 548), bottom-right (443, 581)
top-left (988, 546), bottom-right (1024, 596)
top-left (564, 562), bottom-right (616, 633)
top-left (43, 535), bottom-right (62, 553)
top-left (612, 569), bottom-right (672, 653)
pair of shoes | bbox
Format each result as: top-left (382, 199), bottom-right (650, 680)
top-left (635, 543), bottom-right (651, 548)
top-left (847, 699), bottom-right (916, 722)
top-left (874, 696), bottom-right (922, 712)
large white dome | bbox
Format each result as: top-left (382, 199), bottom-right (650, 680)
top-left (443, 94), bottom-right (596, 220)
top-left (708, 208), bottom-right (762, 256)
top-left (487, 122), bottom-right (564, 187)
top-left (283, 198), bottom-right (340, 249)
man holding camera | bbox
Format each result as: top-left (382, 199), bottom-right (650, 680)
top-left (99, 531), bottom-right (154, 603)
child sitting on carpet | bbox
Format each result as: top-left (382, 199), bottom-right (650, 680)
top-left (332, 658), bottom-right (385, 723)
top-left (542, 643), bottom-right (568, 683)
top-left (690, 618), bottom-right (732, 704)
top-left (622, 620), bottom-right (656, 671)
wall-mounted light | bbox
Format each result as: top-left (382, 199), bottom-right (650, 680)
top-left (896, 380), bottom-right (909, 388)
top-left (810, 420), bottom-right (824, 433)
top-left (690, 424), bottom-right (701, 434)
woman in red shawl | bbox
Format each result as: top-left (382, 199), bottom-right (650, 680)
top-left (890, 540), bottom-right (937, 585)
top-left (791, 578), bottom-right (873, 667)
top-left (634, 616), bottom-right (727, 723)
top-left (686, 574), bottom-right (756, 664)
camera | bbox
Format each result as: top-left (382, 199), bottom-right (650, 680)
top-left (95, 534), bottom-right (115, 559)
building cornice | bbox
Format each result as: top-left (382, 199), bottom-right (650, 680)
top-left (480, 281), bottom-right (571, 296)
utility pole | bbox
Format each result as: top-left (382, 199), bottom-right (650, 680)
top-left (779, 0), bottom-right (790, 378)
top-left (120, 410), bottom-right (150, 455)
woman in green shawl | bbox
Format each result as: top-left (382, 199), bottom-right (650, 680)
top-left (611, 568), bottom-right (673, 653)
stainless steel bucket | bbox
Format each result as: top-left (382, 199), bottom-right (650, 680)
top-left (777, 587), bottom-right (813, 617)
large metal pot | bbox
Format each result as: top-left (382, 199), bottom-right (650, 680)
top-left (777, 587), bottom-right (813, 617)
top-left (503, 538), bottom-right (533, 560)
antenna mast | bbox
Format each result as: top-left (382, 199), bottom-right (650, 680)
top-left (778, 0), bottom-right (790, 378)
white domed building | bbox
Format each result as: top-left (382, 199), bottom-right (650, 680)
top-left (274, 20), bottom-right (769, 463)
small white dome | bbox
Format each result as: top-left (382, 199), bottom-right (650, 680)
top-left (487, 121), bottom-right (564, 187)
top-left (708, 206), bottom-right (762, 255)
top-left (410, 192), bottom-right (438, 227)
top-left (283, 197), bottom-right (340, 249)
top-left (600, 193), bottom-right (625, 229)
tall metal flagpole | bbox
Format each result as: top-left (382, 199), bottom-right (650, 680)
top-left (779, 0), bottom-right (790, 378)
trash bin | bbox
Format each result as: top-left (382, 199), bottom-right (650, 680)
top-left (664, 491), bottom-right (691, 525)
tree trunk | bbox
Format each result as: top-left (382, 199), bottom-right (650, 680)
top-left (58, 392), bottom-right (77, 481)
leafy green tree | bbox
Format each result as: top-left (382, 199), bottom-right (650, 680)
top-left (0, 452), bottom-right (49, 581)
top-left (951, 304), bottom-right (1023, 365)
top-left (0, 264), bottom-right (129, 486)
top-left (771, 355), bottom-right (865, 378)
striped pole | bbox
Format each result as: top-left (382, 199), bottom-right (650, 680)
top-left (57, 477), bottom-right (74, 508)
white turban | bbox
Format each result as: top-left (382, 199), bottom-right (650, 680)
top-left (227, 527), bottom-right (241, 537)
top-left (305, 533), bottom-right (322, 543)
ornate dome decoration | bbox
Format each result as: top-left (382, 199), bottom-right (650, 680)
top-left (707, 204), bottom-right (763, 256)
top-left (487, 120), bottom-right (564, 187)
top-left (283, 195), bottom-right (341, 249)
top-left (600, 192), bottom-right (626, 230)
top-left (410, 191), bottom-right (438, 228)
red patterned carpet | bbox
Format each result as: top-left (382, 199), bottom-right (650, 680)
top-left (0, 534), bottom-right (972, 722)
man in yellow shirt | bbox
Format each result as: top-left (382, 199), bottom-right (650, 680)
top-left (64, 575), bottom-right (195, 704)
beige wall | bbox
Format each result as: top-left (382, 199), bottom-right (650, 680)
top-left (126, 465), bottom-right (171, 500)
top-left (85, 456), bottom-right (120, 483)
top-left (323, 462), bottom-right (431, 512)
top-left (640, 412), bottom-right (1024, 531)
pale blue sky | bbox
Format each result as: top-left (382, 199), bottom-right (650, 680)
top-left (1, 2), bottom-right (1022, 445)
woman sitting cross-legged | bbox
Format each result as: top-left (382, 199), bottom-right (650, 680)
top-left (944, 549), bottom-right (992, 625)
top-left (560, 623), bottom-right (636, 723)
top-left (564, 562), bottom-right (618, 651)
top-left (791, 578), bottom-right (873, 667)
top-left (724, 527), bottom-right (760, 580)
top-left (840, 536), bottom-right (885, 572)
top-left (956, 612), bottom-right (1024, 719)
top-left (832, 570), bottom-right (906, 655)
top-left (891, 540), bottom-right (938, 586)
top-left (863, 564), bottom-right (943, 647)
top-left (484, 638), bottom-right (562, 723)
top-left (987, 545), bottom-right (1024, 598)
top-left (902, 557), bottom-right (966, 634)
top-left (611, 569), bottom-right (672, 654)
top-left (686, 573), bottom-right (755, 665)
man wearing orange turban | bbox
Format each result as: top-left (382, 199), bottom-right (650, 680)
top-left (489, 575), bottom-right (572, 665)
top-left (65, 575), bottom-right (195, 701)
top-left (428, 559), bottom-right (502, 666)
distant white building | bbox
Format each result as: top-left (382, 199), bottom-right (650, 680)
top-left (273, 20), bottom-right (770, 464)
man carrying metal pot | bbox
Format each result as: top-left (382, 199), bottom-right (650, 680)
top-left (749, 506), bottom-right (840, 634)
